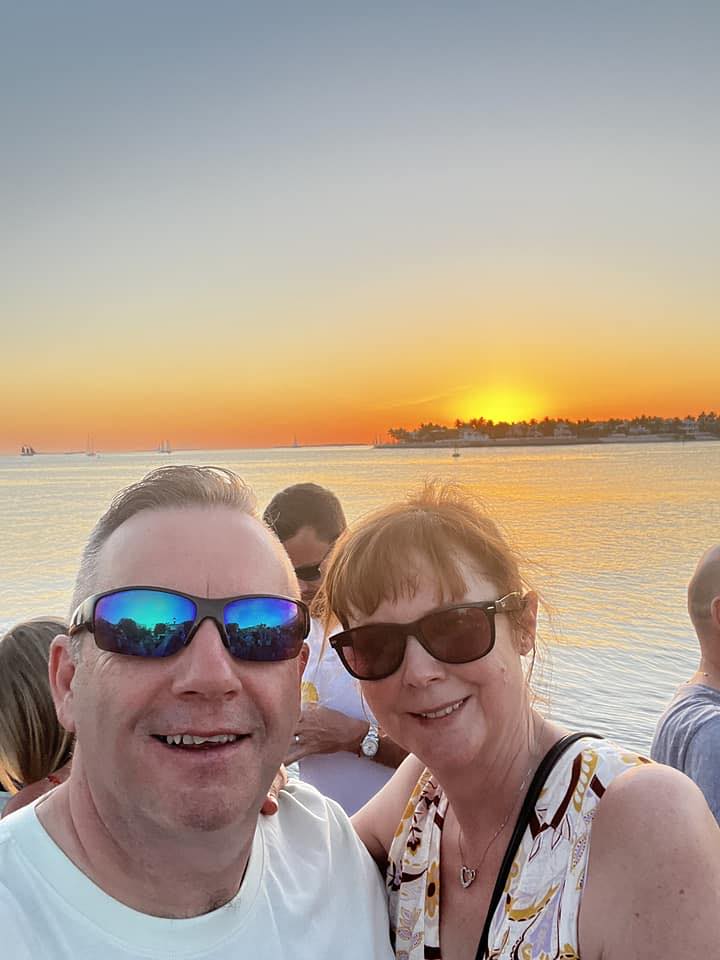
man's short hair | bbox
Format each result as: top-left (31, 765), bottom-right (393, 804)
top-left (263, 483), bottom-right (346, 544)
top-left (688, 545), bottom-right (720, 638)
top-left (71, 465), bottom-right (257, 619)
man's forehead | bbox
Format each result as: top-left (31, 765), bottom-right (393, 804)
top-left (94, 505), bottom-right (295, 596)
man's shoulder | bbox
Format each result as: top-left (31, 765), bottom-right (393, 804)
top-left (269, 779), bottom-right (362, 842)
top-left (0, 813), bottom-right (43, 957)
top-left (0, 883), bottom-right (37, 956)
top-left (652, 684), bottom-right (720, 760)
top-left (0, 798), bottom-right (34, 853)
top-left (253, 780), bottom-right (393, 956)
top-left (657, 684), bottom-right (720, 728)
top-left (260, 780), bottom-right (382, 880)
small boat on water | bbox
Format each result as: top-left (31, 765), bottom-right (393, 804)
top-left (20, 445), bottom-right (36, 456)
top-left (86, 434), bottom-right (97, 457)
top-left (158, 440), bottom-right (172, 454)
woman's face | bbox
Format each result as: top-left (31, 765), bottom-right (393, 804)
top-left (350, 555), bottom-right (535, 773)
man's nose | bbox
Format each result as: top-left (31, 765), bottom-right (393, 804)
top-left (299, 580), bottom-right (319, 601)
top-left (169, 618), bottom-right (242, 699)
top-left (399, 635), bottom-right (446, 687)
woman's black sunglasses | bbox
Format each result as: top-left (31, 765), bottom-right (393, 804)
top-left (330, 593), bottom-right (524, 681)
top-left (70, 587), bottom-right (310, 661)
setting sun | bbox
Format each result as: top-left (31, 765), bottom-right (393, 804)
top-left (456, 387), bottom-right (546, 425)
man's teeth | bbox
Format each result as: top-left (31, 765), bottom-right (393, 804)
top-left (419, 700), bottom-right (464, 719)
top-left (164, 734), bottom-right (239, 746)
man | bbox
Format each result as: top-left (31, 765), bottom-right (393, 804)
top-left (651, 544), bottom-right (720, 823)
top-left (0, 466), bottom-right (393, 959)
top-left (263, 483), bottom-right (406, 814)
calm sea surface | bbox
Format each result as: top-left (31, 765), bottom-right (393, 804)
top-left (2, 442), bottom-right (719, 754)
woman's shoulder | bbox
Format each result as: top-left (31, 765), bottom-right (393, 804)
top-left (537, 735), bottom-right (649, 825)
top-left (580, 754), bottom-right (720, 958)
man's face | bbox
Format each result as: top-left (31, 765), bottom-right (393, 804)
top-left (281, 524), bottom-right (335, 606)
top-left (53, 506), bottom-right (306, 837)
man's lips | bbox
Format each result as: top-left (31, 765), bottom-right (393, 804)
top-left (150, 729), bottom-right (251, 749)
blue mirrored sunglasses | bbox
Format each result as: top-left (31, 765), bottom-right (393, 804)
top-left (69, 587), bottom-right (310, 661)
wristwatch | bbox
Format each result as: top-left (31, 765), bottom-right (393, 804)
top-left (359, 723), bottom-right (380, 759)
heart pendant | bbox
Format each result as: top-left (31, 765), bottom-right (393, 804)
top-left (459, 865), bottom-right (477, 889)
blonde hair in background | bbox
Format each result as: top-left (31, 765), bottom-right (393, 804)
top-left (0, 619), bottom-right (74, 794)
top-left (314, 479), bottom-right (546, 693)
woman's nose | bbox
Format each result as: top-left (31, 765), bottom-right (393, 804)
top-left (399, 635), bottom-right (446, 686)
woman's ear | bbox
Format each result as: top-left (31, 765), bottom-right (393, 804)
top-left (517, 591), bottom-right (538, 656)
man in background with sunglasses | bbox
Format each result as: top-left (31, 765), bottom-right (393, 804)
top-left (0, 466), bottom-right (393, 959)
top-left (264, 483), bottom-right (406, 815)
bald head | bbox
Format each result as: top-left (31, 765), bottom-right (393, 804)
top-left (688, 545), bottom-right (720, 641)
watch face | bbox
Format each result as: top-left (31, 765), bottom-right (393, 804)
top-left (361, 738), bottom-right (379, 758)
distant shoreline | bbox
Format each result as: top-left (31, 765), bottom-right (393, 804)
top-left (7, 442), bottom-right (372, 457)
top-left (7, 437), bottom-right (719, 457)
top-left (374, 434), bottom-right (720, 450)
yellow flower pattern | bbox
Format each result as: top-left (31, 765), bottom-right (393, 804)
top-left (386, 738), bottom-right (649, 959)
top-left (424, 861), bottom-right (440, 919)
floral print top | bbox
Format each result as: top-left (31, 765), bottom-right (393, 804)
top-left (386, 737), bottom-right (650, 959)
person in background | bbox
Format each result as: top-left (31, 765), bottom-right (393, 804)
top-left (316, 482), bottom-right (720, 960)
top-left (652, 544), bottom-right (720, 822)
top-left (0, 618), bottom-right (73, 818)
top-left (264, 482), bottom-right (406, 814)
top-left (0, 466), bottom-right (392, 959)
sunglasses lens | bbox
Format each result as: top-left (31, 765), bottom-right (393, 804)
top-left (94, 589), bottom-right (196, 657)
top-left (339, 625), bottom-right (406, 680)
top-left (224, 597), bottom-right (307, 661)
top-left (422, 606), bottom-right (493, 662)
top-left (294, 564), bottom-right (322, 582)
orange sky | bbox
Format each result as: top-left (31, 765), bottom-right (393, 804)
top-left (3, 7), bottom-right (718, 453)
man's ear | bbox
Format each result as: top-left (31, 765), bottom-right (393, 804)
top-left (712, 595), bottom-right (720, 631)
top-left (49, 635), bottom-right (79, 734)
top-left (297, 641), bottom-right (310, 678)
top-left (517, 591), bottom-right (539, 656)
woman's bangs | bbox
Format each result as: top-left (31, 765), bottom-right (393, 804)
top-left (330, 515), bottom-right (471, 623)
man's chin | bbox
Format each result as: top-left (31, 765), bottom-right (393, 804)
top-left (166, 799), bottom-right (250, 834)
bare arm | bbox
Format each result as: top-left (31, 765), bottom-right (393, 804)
top-left (284, 703), bottom-right (408, 768)
top-left (352, 753), bottom-right (426, 866)
top-left (580, 763), bottom-right (720, 960)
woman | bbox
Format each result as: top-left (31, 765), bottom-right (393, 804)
top-left (315, 482), bottom-right (720, 959)
top-left (0, 619), bottom-right (73, 817)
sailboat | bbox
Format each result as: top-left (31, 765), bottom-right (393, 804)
top-left (158, 440), bottom-right (172, 454)
top-left (86, 435), bottom-right (96, 457)
top-left (20, 445), bottom-right (36, 456)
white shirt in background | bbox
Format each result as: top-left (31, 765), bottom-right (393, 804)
top-left (299, 619), bottom-right (394, 815)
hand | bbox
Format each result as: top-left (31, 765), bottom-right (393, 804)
top-left (284, 703), bottom-right (368, 765)
top-left (259, 765), bottom-right (289, 816)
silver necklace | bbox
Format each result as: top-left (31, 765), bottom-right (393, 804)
top-left (457, 761), bottom-right (535, 890)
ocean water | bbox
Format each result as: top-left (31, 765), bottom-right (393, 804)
top-left (2, 441), bottom-right (719, 754)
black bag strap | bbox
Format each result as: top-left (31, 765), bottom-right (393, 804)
top-left (474, 731), bottom-right (603, 960)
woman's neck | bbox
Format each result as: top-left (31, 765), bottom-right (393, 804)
top-left (439, 713), bottom-right (561, 837)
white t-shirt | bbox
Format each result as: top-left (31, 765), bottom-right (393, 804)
top-left (0, 781), bottom-right (393, 959)
top-left (299, 619), bottom-right (394, 815)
